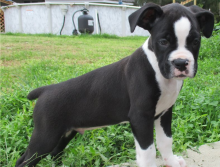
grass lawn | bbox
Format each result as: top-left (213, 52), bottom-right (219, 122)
top-left (0, 33), bottom-right (220, 167)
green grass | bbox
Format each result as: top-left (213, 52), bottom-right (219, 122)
top-left (0, 33), bottom-right (219, 167)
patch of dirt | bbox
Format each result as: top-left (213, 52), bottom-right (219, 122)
top-left (0, 60), bottom-right (21, 67)
top-left (110, 142), bottom-right (220, 167)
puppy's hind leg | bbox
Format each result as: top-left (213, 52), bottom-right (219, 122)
top-left (50, 130), bottom-right (78, 166)
top-left (15, 128), bottom-right (63, 167)
top-left (15, 151), bottom-right (27, 167)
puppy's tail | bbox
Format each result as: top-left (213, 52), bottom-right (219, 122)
top-left (27, 86), bottom-right (46, 100)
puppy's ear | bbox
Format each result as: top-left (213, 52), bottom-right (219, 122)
top-left (189, 5), bottom-right (214, 38)
top-left (129, 3), bottom-right (163, 33)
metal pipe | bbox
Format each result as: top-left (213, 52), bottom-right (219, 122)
top-left (46, 4), bottom-right (52, 34)
top-left (95, 9), bottom-right (99, 34)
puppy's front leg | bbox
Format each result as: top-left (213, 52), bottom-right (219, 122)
top-left (155, 107), bottom-right (186, 167)
top-left (130, 112), bottom-right (157, 167)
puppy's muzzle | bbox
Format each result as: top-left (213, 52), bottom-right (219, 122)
top-left (171, 58), bottom-right (191, 78)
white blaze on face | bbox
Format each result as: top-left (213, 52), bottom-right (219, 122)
top-left (175, 17), bottom-right (191, 47)
top-left (169, 17), bottom-right (195, 78)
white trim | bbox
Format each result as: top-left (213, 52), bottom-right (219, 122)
top-left (1, 2), bottom-right (140, 10)
top-left (46, 0), bottom-right (134, 5)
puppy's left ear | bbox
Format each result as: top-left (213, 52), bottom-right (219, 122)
top-left (189, 5), bottom-right (214, 38)
top-left (129, 2), bottom-right (163, 33)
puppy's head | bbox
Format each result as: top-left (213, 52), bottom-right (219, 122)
top-left (129, 3), bottom-right (214, 79)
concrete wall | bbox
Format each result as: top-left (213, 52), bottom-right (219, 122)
top-left (2, 3), bottom-right (150, 36)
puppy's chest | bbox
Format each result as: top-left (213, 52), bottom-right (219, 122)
top-left (155, 80), bottom-right (183, 115)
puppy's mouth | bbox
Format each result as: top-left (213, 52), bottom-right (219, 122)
top-left (174, 69), bottom-right (188, 77)
top-left (172, 68), bottom-right (193, 79)
top-left (176, 74), bottom-right (186, 78)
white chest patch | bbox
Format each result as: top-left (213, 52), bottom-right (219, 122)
top-left (142, 39), bottom-right (183, 115)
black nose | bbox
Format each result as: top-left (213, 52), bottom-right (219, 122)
top-left (172, 59), bottom-right (189, 71)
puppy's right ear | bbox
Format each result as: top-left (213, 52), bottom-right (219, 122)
top-left (189, 5), bottom-right (214, 38)
top-left (129, 3), bottom-right (163, 33)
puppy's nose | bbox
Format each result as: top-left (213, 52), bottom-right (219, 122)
top-left (172, 58), bottom-right (189, 71)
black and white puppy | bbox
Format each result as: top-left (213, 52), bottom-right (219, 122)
top-left (16, 3), bottom-right (214, 167)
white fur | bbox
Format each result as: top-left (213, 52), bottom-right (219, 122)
top-left (155, 117), bottom-right (186, 167)
top-left (72, 121), bottom-right (129, 135)
top-left (74, 126), bottom-right (108, 134)
top-left (135, 139), bottom-right (157, 167)
top-left (142, 38), bottom-right (186, 167)
top-left (169, 17), bottom-right (195, 78)
top-left (174, 17), bottom-right (191, 48)
top-left (142, 39), bottom-right (183, 116)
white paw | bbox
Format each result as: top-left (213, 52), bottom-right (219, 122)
top-left (136, 159), bottom-right (157, 167)
top-left (164, 155), bottom-right (187, 167)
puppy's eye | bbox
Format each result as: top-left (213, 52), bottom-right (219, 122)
top-left (193, 38), bottom-right (200, 46)
top-left (158, 39), bottom-right (169, 46)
